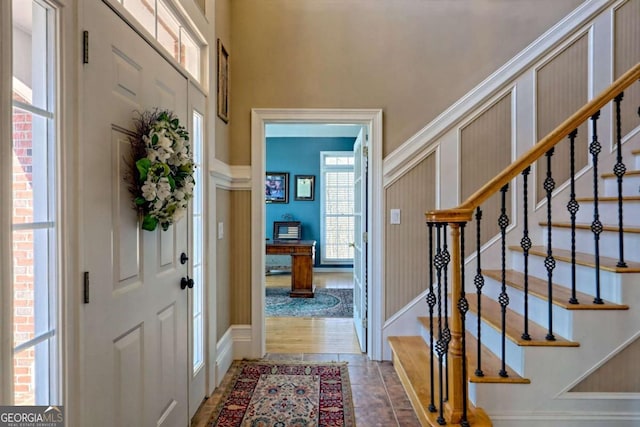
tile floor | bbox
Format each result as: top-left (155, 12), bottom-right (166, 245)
top-left (191, 352), bottom-right (421, 427)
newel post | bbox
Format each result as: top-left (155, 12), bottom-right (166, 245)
top-left (444, 223), bottom-right (467, 423)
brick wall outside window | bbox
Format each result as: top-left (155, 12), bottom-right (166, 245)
top-left (12, 92), bottom-right (36, 405)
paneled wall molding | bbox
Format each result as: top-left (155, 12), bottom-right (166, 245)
top-left (382, 0), bottom-right (613, 188)
top-left (210, 158), bottom-right (252, 189)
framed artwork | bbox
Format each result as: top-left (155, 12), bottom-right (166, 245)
top-left (217, 39), bottom-right (229, 123)
top-left (265, 172), bottom-right (289, 203)
top-left (294, 175), bottom-right (315, 201)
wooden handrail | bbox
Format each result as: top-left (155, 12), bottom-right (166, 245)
top-left (426, 62), bottom-right (640, 223)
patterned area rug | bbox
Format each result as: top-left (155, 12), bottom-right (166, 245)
top-left (207, 360), bottom-right (355, 427)
top-left (265, 288), bottom-right (353, 318)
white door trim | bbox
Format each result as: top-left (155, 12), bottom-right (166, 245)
top-left (0, 0), bottom-right (14, 404)
top-left (250, 108), bottom-right (384, 360)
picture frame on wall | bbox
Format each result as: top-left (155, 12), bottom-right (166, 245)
top-left (265, 172), bottom-right (289, 203)
top-left (294, 175), bottom-right (315, 201)
top-left (217, 39), bottom-right (229, 123)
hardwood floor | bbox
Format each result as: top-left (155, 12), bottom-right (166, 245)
top-left (266, 271), bottom-right (361, 354)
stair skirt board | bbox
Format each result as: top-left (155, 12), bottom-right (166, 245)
top-left (485, 411), bottom-right (640, 427)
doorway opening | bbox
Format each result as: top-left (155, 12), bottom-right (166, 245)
top-left (264, 125), bottom-right (361, 354)
top-left (250, 109), bottom-right (384, 361)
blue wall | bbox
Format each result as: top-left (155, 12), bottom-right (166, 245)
top-left (266, 137), bottom-right (355, 267)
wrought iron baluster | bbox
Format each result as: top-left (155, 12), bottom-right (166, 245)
top-left (521, 167), bottom-right (532, 339)
top-left (590, 112), bottom-right (604, 305)
top-left (434, 224), bottom-right (447, 425)
top-left (544, 148), bottom-right (556, 340)
top-left (426, 222), bottom-right (437, 413)
top-left (498, 184), bottom-right (510, 377)
top-left (442, 223), bottom-right (451, 402)
top-left (567, 130), bottom-right (580, 304)
top-left (458, 223), bottom-right (470, 427)
top-left (613, 93), bottom-right (627, 268)
top-left (474, 208), bottom-right (485, 376)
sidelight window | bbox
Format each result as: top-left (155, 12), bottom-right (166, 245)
top-left (12, 0), bottom-right (59, 406)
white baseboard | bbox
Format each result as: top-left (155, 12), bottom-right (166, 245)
top-left (214, 324), bottom-right (254, 387)
top-left (215, 328), bottom-right (234, 388)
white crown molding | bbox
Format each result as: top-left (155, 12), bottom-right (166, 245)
top-left (382, 0), bottom-right (613, 188)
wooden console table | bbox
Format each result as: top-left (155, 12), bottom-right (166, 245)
top-left (266, 240), bottom-right (316, 298)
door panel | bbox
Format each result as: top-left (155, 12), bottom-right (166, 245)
top-left (353, 128), bottom-right (367, 352)
top-left (81, 2), bottom-right (189, 426)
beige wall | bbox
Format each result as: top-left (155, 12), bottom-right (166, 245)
top-left (461, 93), bottom-right (513, 256)
top-left (571, 336), bottom-right (640, 393)
top-left (216, 188), bottom-right (231, 340)
top-left (230, 190), bottom-right (252, 324)
top-left (226, 0), bottom-right (584, 321)
top-left (385, 153), bottom-right (436, 318)
top-left (229, 0), bottom-right (583, 163)
top-left (535, 34), bottom-right (589, 203)
top-left (215, 0), bottom-right (231, 163)
top-left (614, 0), bottom-right (640, 137)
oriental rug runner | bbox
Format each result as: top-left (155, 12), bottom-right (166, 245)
top-left (206, 360), bottom-right (355, 427)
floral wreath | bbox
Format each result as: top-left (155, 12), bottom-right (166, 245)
top-left (128, 109), bottom-right (195, 231)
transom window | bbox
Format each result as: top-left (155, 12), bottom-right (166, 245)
top-left (117, 0), bottom-right (203, 81)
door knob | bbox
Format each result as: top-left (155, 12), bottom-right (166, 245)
top-left (180, 252), bottom-right (189, 265)
top-left (180, 276), bottom-right (194, 290)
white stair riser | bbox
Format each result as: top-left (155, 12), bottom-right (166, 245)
top-left (466, 311), bottom-right (525, 375)
top-left (636, 153), bottom-right (640, 170)
top-left (418, 312), bottom-right (525, 376)
top-left (573, 201), bottom-right (640, 226)
top-left (482, 276), bottom-right (573, 338)
top-left (510, 252), bottom-right (623, 303)
top-left (541, 227), bottom-right (640, 262)
top-left (603, 174), bottom-right (640, 197)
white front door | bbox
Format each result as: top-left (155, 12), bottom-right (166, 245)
top-left (80, 2), bottom-right (189, 426)
top-left (353, 128), bottom-right (367, 352)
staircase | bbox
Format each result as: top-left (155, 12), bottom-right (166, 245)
top-left (388, 64), bottom-right (640, 426)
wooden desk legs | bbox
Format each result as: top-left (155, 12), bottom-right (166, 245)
top-left (289, 254), bottom-right (315, 298)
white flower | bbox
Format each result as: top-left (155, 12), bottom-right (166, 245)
top-left (173, 208), bottom-right (186, 221)
top-left (141, 181), bottom-right (157, 201)
top-left (174, 190), bottom-right (185, 201)
top-left (156, 178), bottom-right (171, 201)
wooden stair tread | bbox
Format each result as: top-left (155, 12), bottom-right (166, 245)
top-left (388, 336), bottom-right (492, 426)
top-left (632, 148), bottom-right (640, 156)
top-left (540, 221), bottom-right (640, 233)
top-left (467, 294), bottom-right (579, 346)
top-left (483, 270), bottom-right (628, 310)
top-left (418, 317), bottom-right (530, 384)
top-left (575, 195), bottom-right (640, 202)
top-left (601, 169), bottom-right (640, 178)
top-left (510, 245), bottom-right (640, 273)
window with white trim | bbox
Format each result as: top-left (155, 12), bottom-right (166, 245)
top-left (191, 110), bottom-right (204, 374)
top-left (320, 152), bottom-right (354, 264)
top-left (12, 0), bottom-right (59, 405)
top-left (118, 0), bottom-right (202, 81)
